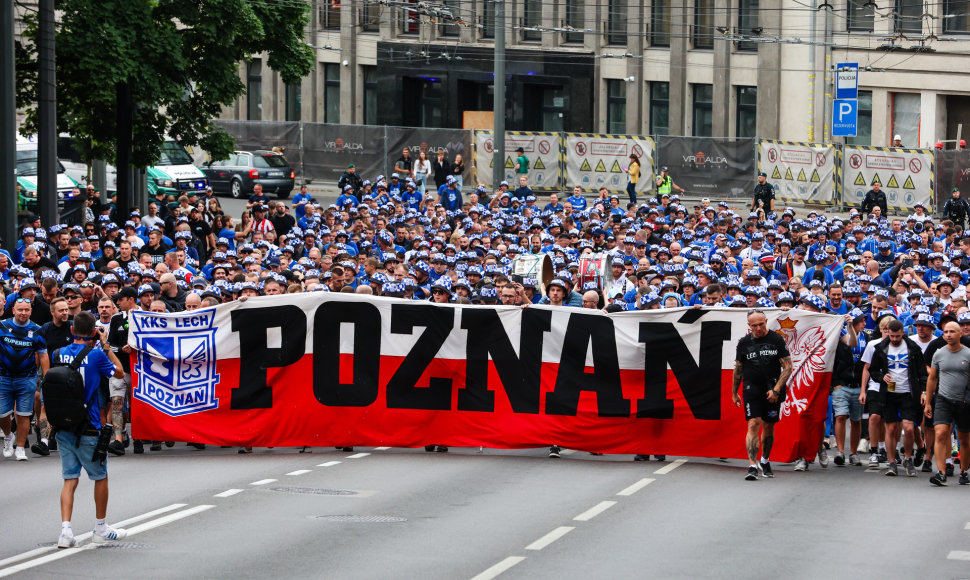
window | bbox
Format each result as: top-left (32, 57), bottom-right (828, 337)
top-left (693, 0), bottom-right (714, 49)
top-left (285, 82), bottom-right (301, 122)
top-left (650, 0), bottom-right (670, 46)
top-left (736, 86), bottom-right (757, 137)
top-left (606, 80), bottom-right (627, 134)
top-left (895, 0), bottom-right (922, 35)
top-left (650, 82), bottom-right (669, 135)
top-left (324, 64), bottom-right (340, 124)
top-left (892, 92), bottom-right (921, 148)
top-left (523, 0), bottom-right (541, 40)
top-left (564, 0), bottom-right (584, 43)
top-left (321, 0), bottom-right (340, 29)
top-left (847, 0), bottom-right (874, 32)
top-left (692, 84), bottom-right (713, 137)
top-left (482, 0), bottom-right (494, 38)
top-left (944, 0), bottom-right (970, 33)
top-left (607, 0), bottom-right (627, 45)
top-left (360, 0), bottom-right (378, 32)
top-left (440, 0), bottom-right (461, 36)
top-left (737, 0), bottom-right (759, 51)
top-left (363, 66), bottom-right (378, 125)
top-left (401, 0), bottom-right (419, 34)
top-left (845, 90), bottom-right (872, 146)
top-left (247, 60), bottom-right (262, 121)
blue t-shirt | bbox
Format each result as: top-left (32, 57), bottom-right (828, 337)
top-left (52, 343), bottom-right (115, 429)
top-left (0, 318), bottom-right (47, 377)
top-left (291, 192), bottom-right (312, 218)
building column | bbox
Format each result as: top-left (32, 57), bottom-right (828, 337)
top-left (625, 0), bottom-right (643, 133)
top-left (339, 0), bottom-right (357, 123)
top-left (756, 0), bottom-right (781, 139)
top-left (711, 0), bottom-right (731, 137)
top-left (668, 2), bottom-right (688, 135)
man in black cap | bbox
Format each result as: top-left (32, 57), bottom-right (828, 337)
top-left (942, 187), bottom-right (970, 230)
top-left (338, 164), bottom-right (363, 198)
top-left (751, 171), bottom-right (775, 213)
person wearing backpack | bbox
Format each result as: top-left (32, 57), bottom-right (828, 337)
top-left (47, 311), bottom-right (126, 548)
top-left (0, 298), bottom-right (50, 461)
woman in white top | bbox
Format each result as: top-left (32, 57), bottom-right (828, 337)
top-left (412, 150), bottom-right (431, 195)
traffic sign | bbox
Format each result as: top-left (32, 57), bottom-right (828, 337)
top-left (832, 99), bottom-right (858, 137)
top-left (835, 62), bottom-right (858, 100)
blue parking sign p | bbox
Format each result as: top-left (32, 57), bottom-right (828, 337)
top-left (832, 99), bottom-right (857, 137)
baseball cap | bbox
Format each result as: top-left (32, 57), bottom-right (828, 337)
top-left (113, 287), bottom-right (138, 301)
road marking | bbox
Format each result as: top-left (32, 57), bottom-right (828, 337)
top-left (347, 453), bottom-right (370, 459)
top-left (318, 461), bottom-right (341, 467)
top-left (470, 556), bottom-right (526, 580)
top-left (525, 526), bottom-right (574, 550)
top-left (560, 449), bottom-right (576, 456)
top-left (373, 447), bottom-right (390, 450)
top-left (654, 459), bottom-right (687, 475)
top-left (947, 551), bottom-right (970, 561)
top-left (965, 522), bottom-right (970, 530)
top-left (0, 503), bottom-right (187, 569)
top-left (617, 478), bottom-right (655, 496)
top-left (286, 470), bottom-right (312, 476)
top-left (125, 505), bottom-right (216, 536)
top-left (214, 489), bottom-right (244, 498)
top-left (573, 500), bottom-right (616, 522)
top-left (250, 479), bottom-right (277, 486)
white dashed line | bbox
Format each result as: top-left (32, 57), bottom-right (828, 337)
top-left (213, 489), bottom-right (243, 498)
top-left (965, 522), bottom-right (970, 530)
top-left (249, 479), bottom-right (277, 486)
top-left (374, 447), bottom-right (391, 450)
top-left (560, 449), bottom-right (576, 456)
top-left (525, 526), bottom-right (574, 550)
top-left (573, 500), bottom-right (616, 522)
top-left (124, 505), bottom-right (216, 536)
top-left (469, 556), bottom-right (526, 580)
top-left (346, 453), bottom-right (370, 459)
top-left (653, 459), bottom-right (687, 475)
top-left (286, 470), bottom-right (312, 476)
top-left (947, 551), bottom-right (970, 561)
top-left (617, 478), bottom-right (655, 496)
top-left (318, 461), bottom-right (341, 467)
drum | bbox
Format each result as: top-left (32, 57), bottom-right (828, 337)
top-left (511, 253), bottom-right (554, 295)
top-left (577, 253), bottom-right (610, 292)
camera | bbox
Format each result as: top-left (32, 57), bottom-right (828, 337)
top-left (91, 425), bottom-right (114, 466)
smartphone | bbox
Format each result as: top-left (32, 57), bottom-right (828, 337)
top-left (901, 258), bottom-right (913, 269)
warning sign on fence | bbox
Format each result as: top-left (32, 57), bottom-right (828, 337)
top-left (473, 131), bottom-right (562, 190)
top-left (564, 134), bottom-right (655, 194)
top-left (757, 141), bottom-right (837, 205)
top-left (842, 146), bottom-right (933, 211)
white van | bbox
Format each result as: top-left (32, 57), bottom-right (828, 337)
top-left (16, 135), bottom-right (82, 212)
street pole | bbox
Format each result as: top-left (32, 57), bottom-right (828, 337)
top-left (1, 0), bottom-right (16, 248)
top-left (38, 0), bottom-right (57, 227)
top-left (491, 0), bottom-right (505, 189)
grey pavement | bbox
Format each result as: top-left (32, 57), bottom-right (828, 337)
top-left (2, 445), bottom-right (969, 579)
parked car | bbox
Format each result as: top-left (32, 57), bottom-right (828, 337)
top-left (16, 135), bottom-right (83, 212)
top-left (201, 150), bottom-right (295, 199)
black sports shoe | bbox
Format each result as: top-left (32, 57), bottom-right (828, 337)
top-left (48, 436), bottom-right (57, 451)
top-left (930, 472), bottom-right (947, 486)
top-left (549, 445), bottom-right (561, 458)
top-left (760, 461), bottom-right (774, 478)
top-left (150, 441), bottom-right (162, 451)
top-left (921, 460), bottom-right (933, 473)
top-left (436, 445), bottom-right (449, 453)
top-left (30, 440), bottom-right (50, 456)
top-left (107, 440), bottom-right (125, 456)
top-left (960, 471), bottom-right (970, 485)
top-left (187, 443), bottom-right (206, 450)
top-left (653, 455), bottom-right (666, 461)
top-left (424, 445), bottom-right (436, 452)
top-left (878, 449), bottom-right (888, 464)
top-left (338, 447), bottom-right (354, 452)
top-left (885, 461), bottom-right (898, 476)
top-left (133, 440), bottom-right (144, 454)
top-left (745, 466), bottom-right (759, 481)
top-left (633, 454), bottom-right (650, 461)
top-left (164, 441), bottom-right (175, 448)
top-left (946, 463), bottom-right (955, 477)
top-left (914, 447), bottom-right (925, 468)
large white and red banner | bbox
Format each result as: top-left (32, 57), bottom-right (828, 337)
top-left (128, 295), bottom-right (843, 462)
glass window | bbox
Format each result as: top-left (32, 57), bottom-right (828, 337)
top-left (944, 0), bottom-right (970, 33)
top-left (736, 86), bottom-right (757, 138)
top-left (845, 90), bottom-right (872, 146)
top-left (564, 0), bottom-right (584, 43)
top-left (737, 0), bottom-right (759, 51)
top-left (608, 0), bottom-right (627, 45)
top-left (693, 0), bottom-right (714, 49)
top-left (321, 0), bottom-right (340, 29)
top-left (360, 1), bottom-right (377, 31)
top-left (650, 0), bottom-right (670, 46)
top-left (650, 82), bottom-right (669, 135)
top-left (285, 82), bottom-right (301, 122)
top-left (523, 0), bottom-right (541, 40)
top-left (847, 0), bottom-right (874, 32)
top-left (606, 80), bottom-right (627, 134)
top-left (401, 0), bottom-right (419, 34)
top-left (482, 0), bottom-right (494, 38)
top-left (247, 59), bottom-right (262, 121)
top-left (363, 66), bottom-right (378, 125)
top-left (895, 0), bottom-right (922, 35)
top-left (253, 155), bottom-right (287, 168)
top-left (892, 92), bottom-right (921, 148)
top-left (440, 0), bottom-right (461, 36)
top-left (325, 64), bottom-right (340, 124)
top-left (693, 84), bottom-right (713, 137)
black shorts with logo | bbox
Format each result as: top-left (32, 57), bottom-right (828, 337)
top-left (743, 387), bottom-right (782, 423)
top-left (933, 396), bottom-right (970, 433)
top-left (882, 392), bottom-right (920, 424)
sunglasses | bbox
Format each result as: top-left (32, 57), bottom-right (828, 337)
top-left (65, 294), bottom-right (81, 300)
top-left (14, 298), bottom-right (31, 304)
top-left (432, 289), bottom-right (448, 295)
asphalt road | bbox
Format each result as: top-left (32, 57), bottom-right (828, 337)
top-left (2, 444), bottom-right (969, 579)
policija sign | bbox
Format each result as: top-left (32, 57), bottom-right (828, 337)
top-left (128, 295), bottom-right (843, 462)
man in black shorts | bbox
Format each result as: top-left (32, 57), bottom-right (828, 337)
top-left (924, 320), bottom-right (970, 486)
top-left (734, 310), bottom-right (793, 481)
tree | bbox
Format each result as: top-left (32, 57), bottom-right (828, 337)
top-left (15, 0), bottom-right (313, 172)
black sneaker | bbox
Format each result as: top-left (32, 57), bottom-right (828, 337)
top-left (339, 447), bottom-right (354, 452)
top-left (885, 461), bottom-right (898, 476)
top-left (914, 447), bottom-right (925, 468)
top-left (107, 440), bottom-right (125, 456)
top-left (878, 449), bottom-right (888, 464)
top-left (960, 471), bottom-right (970, 485)
top-left (436, 445), bottom-right (449, 453)
top-left (633, 454), bottom-right (649, 461)
top-left (760, 461), bottom-right (774, 478)
top-left (834, 451), bottom-right (845, 466)
top-left (122, 432), bottom-right (130, 448)
top-left (424, 445), bottom-right (436, 452)
top-left (164, 441), bottom-right (175, 448)
top-left (930, 471), bottom-right (947, 486)
top-left (549, 445), bottom-right (561, 458)
top-left (48, 436), bottom-right (57, 451)
top-left (150, 441), bottom-right (162, 452)
top-left (187, 442), bottom-right (206, 450)
top-left (133, 440), bottom-right (144, 454)
top-left (921, 460), bottom-right (933, 473)
top-left (653, 455), bottom-right (666, 461)
top-left (946, 463), bottom-right (955, 477)
top-left (745, 466), bottom-right (759, 481)
top-left (30, 440), bottom-right (50, 456)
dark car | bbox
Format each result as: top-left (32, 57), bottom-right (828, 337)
top-left (201, 150), bottom-right (295, 199)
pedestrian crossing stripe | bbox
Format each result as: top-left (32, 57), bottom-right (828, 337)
top-left (854, 173), bottom-right (866, 186)
top-left (903, 175), bottom-right (915, 189)
top-left (810, 169), bottom-right (820, 182)
top-left (504, 156), bottom-right (515, 169)
top-left (771, 167), bottom-right (782, 179)
top-left (871, 173), bottom-right (881, 186)
top-left (610, 160), bottom-right (623, 173)
top-left (886, 174), bottom-right (899, 188)
top-left (580, 158), bottom-right (591, 171)
top-left (595, 159), bottom-right (607, 172)
top-left (785, 167), bottom-right (793, 180)
top-left (533, 157), bottom-right (546, 170)
top-left (796, 169), bottom-right (807, 182)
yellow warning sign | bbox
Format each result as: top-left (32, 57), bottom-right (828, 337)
top-left (785, 167), bottom-right (793, 180)
top-left (580, 159), bottom-right (591, 171)
top-left (533, 157), bottom-right (546, 170)
top-left (870, 173), bottom-right (881, 186)
top-left (796, 169), bottom-right (807, 182)
top-left (595, 160), bottom-right (607, 172)
top-left (853, 173), bottom-right (866, 186)
top-left (771, 167), bottom-right (782, 179)
top-left (903, 176), bottom-right (915, 189)
top-left (610, 160), bottom-right (623, 173)
top-left (489, 159), bottom-right (494, 168)
top-left (810, 169), bottom-right (820, 183)
top-left (886, 174), bottom-right (899, 188)
top-left (504, 156), bottom-right (514, 169)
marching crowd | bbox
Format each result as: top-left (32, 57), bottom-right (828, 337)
top-left (0, 154), bottom-right (969, 487)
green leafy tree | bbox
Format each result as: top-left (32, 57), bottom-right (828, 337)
top-left (15, 0), bottom-right (314, 168)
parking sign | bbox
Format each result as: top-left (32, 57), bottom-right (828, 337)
top-left (832, 99), bottom-right (857, 137)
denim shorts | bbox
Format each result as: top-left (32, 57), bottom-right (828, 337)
top-left (832, 385), bottom-right (863, 422)
top-left (0, 375), bottom-right (37, 417)
top-left (56, 431), bottom-right (107, 481)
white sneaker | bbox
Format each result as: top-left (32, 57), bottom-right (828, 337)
top-left (57, 532), bottom-right (77, 549)
top-left (817, 448), bottom-right (828, 468)
top-left (793, 458), bottom-right (808, 471)
top-left (849, 453), bottom-right (862, 466)
top-left (2, 436), bottom-right (13, 458)
top-left (868, 453), bottom-right (879, 467)
top-left (857, 439), bottom-right (870, 453)
top-left (14, 447), bottom-right (27, 461)
top-left (92, 526), bottom-right (127, 544)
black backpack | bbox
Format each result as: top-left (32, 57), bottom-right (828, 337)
top-left (42, 344), bottom-right (96, 435)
